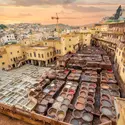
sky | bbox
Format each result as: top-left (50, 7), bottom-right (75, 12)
top-left (0, 0), bottom-right (125, 26)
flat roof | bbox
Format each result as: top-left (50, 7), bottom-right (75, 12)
top-left (61, 33), bottom-right (79, 38)
top-left (29, 46), bottom-right (53, 50)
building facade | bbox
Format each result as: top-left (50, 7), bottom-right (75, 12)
top-left (0, 33), bottom-right (82, 70)
top-left (0, 44), bottom-right (25, 70)
top-left (92, 22), bottom-right (125, 83)
top-left (0, 33), bottom-right (17, 45)
top-left (25, 46), bottom-right (55, 66)
top-left (115, 43), bottom-right (125, 83)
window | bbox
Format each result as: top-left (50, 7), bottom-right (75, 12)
top-left (123, 68), bottom-right (125, 73)
top-left (47, 53), bottom-right (49, 57)
top-left (0, 56), bottom-right (2, 58)
top-left (119, 51), bottom-right (121, 56)
top-left (53, 51), bottom-right (56, 56)
top-left (65, 47), bottom-right (67, 50)
top-left (42, 54), bottom-right (44, 58)
top-left (34, 52), bottom-right (36, 57)
top-left (50, 52), bottom-right (52, 56)
top-left (38, 54), bottom-right (40, 58)
top-left (2, 62), bottom-right (5, 65)
top-left (59, 50), bottom-right (61, 54)
top-left (30, 53), bottom-right (32, 57)
top-left (10, 52), bottom-right (12, 54)
top-left (17, 51), bottom-right (19, 53)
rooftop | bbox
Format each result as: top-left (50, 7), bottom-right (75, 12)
top-left (29, 45), bottom-right (53, 50)
top-left (44, 37), bottom-right (61, 42)
top-left (61, 33), bottom-right (79, 38)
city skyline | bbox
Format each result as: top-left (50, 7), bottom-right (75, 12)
top-left (0, 0), bottom-right (125, 25)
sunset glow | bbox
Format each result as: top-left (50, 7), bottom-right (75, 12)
top-left (0, 0), bottom-right (125, 25)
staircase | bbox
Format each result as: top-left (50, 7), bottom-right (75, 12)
top-left (15, 57), bottom-right (25, 68)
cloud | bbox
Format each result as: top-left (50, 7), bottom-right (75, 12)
top-left (18, 13), bottom-right (32, 17)
top-left (0, 0), bottom-right (125, 6)
top-left (63, 4), bottom-right (109, 13)
top-left (76, 0), bottom-right (125, 4)
top-left (8, 0), bottom-right (76, 6)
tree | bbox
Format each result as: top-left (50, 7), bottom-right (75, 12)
top-left (0, 24), bottom-right (7, 29)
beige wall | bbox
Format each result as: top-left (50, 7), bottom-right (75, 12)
top-left (0, 44), bottom-right (24, 69)
top-left (115, 46), bottom-right (125, 83)
top-left (5, 45), bottom-right (23, 62)
top-left (0, 53), bottom-right (10, 69)
top-left (0, 33), bottom-right (84, 69)
top-left (61, 35), bottom-right (80, 55)
top-left (26, 47), bottom-right (54, 61)
top-left (43, 35), bottom-right (80, 56)
top-left (82, 33), bottom-right (91, 46)
top-left (20, 39), bottom-right (37, 46)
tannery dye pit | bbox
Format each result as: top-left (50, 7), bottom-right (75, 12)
top-left (0, 47), bottom-right (122, 125)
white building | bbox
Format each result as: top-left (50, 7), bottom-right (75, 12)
top-left (0, 33), bottom-right (17, 44)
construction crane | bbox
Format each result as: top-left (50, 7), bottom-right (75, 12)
top-left (51, 13), bottom-right (60, 33)
top-left (51, 13), bottom-right (80, 33)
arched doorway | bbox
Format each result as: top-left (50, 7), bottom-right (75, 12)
top-left (12, 64), bottom-right (15, 68)
top-left (68, 51), bottom-right (72, 54)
